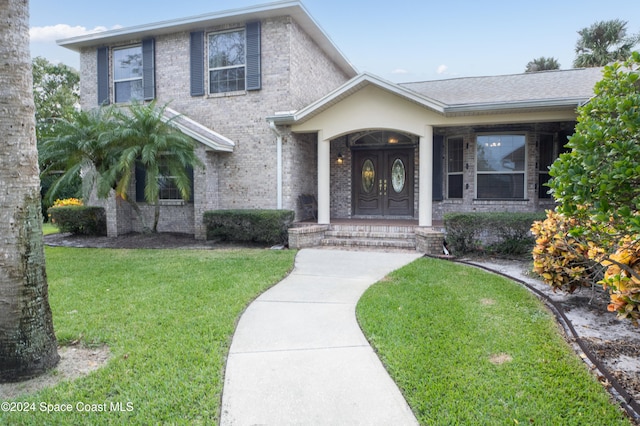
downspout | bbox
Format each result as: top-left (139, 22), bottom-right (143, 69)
top-left (268, 120), bottom-right (283, 209)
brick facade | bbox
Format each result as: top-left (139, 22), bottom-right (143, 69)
top-left (80, 16), bottom-right (350, 237)
top-left (74, 7), bottom-right (582, 239)
top-left (431, 123), bottom-right (571, 221)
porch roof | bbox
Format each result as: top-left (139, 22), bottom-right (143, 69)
top-left (401, 67), bottom-right (603, 111)
top-left (163, 108), bottom-right (235, 152)
top-left (268, 68), bottom-right (602, 125)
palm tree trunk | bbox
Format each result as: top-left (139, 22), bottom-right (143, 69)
top-left (153, 202), bottom-right (160, 233)
top-left (122, 198), bottom-right (152, 233)
top-left (0, 0), bottom-right (60, 382)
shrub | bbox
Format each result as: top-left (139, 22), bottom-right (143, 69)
top-left (203, 209), bottom-right (295, 245)
top-left (48, 206), bottom-right (106, 236)
top-left (444, 212), bottom-right (545, 255)
top-left (532, 210), bottom-right (640, 324)
top-left (531, 210), bottom-right (603, 293)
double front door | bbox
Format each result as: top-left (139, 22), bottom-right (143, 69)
top-left (353, 149), bottom-right (414, 217)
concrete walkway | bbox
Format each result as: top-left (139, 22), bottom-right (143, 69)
top-left (220, 248), bottom-right (422, 425)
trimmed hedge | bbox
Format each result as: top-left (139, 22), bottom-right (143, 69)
top-left (444, 212), bottom-right (546, 255)
top-left (49, 206), bottom-right (107, 236)
top-left (203, 209), bottom-right (295, 245)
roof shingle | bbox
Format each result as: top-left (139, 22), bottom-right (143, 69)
top-left (400, 67), bottom-right (603, 107)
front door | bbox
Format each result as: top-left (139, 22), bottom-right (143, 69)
top-left (353, 149), bottom-right (414, 216)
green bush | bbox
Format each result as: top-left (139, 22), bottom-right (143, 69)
top-left (203, 209), bottom-right (295, 245)
top-left (444, 212), bottom-right (545, 255)
top-left (48, 206), bottom-right (107, 236)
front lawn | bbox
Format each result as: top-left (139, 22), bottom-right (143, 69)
top-left (1, 247), bottom-right (295, 425)
top-left (357, 257), bottom-right (630, 425)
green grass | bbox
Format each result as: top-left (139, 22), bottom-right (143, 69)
top-left (357, 257), bottom-right (630, 425)
top-left (42, 222), bottom-right (59, 235)
top-left (1, 247), bottom-right (295, 425)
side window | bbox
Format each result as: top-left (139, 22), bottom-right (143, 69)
top-left (447, 137), bottom-right (463, 198)
top-left (538, 134), bottom-right (555, 199)
top-left (208, 29), bottom-right (246, 94)
top-left (538, 133), bottom-right (570, 199)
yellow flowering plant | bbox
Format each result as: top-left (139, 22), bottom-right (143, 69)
top-left (52, 198), bottom-right (83, 207)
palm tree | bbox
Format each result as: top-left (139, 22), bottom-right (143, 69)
top-left (102, 101), bottom-right (202, 233)
top-left (42, 101), bottom-right (201, 233)
top-left (0, 0), bottom-right (59, 382)
top-left (40, 106), bottom-right (121, 205)
top-left (525, 57), bottom-right (560, 72)
top-left (574, 19), bottom-right (640, 68)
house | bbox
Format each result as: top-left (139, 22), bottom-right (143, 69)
top-left (58, 1), bottom-right (603, 253)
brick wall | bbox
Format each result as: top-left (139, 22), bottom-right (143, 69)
top-left (432, 123), bottom-right (572, 220)
top-left (78, 15), bottom-right (350, 236)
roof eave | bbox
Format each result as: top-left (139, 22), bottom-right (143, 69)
top-left (57, 1), bottom-right (357, 77)
top-left (267, 72), bottom-right (446, 125)
top-left (163, 108), bottom-right (235, 152)
top-left (443, 98), bottom-right (588, 115)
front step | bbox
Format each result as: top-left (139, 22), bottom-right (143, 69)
top-left (321, 224), bottom-right (417, 250)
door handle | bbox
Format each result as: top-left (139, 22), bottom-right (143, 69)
top-left (378, 179), bottom-right (382, 195)
top-left (384, 179), bottom-right (387, 195)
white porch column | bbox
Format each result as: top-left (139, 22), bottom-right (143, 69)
top-left (419, 126), bottom-right (433, 227)
top-left (317, 131), bottom-right (331, 224)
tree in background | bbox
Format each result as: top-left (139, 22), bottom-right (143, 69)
top-left (32, 56), bottom-right (82, 216)
top-left (0, 0), bottom-right (60, 382)
top-left (573, 19), bottom-right (640, 68)
top-left (533, 52), bottom-right (640, 323)
top-left (525, 57), bottom-right (560, 72)
top-left (32, 56), bottom-right (79, 141)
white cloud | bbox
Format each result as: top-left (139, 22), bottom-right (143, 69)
top-left (391, 68), bottom-right (409, 75)
top-left (29, 24), bottom-right (122, 42)
top-left (436, 64), bottom-right (448, 74)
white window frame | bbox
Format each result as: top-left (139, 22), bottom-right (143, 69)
top-left (112, 44), bottom-right (143, 103)
top-left (475, 133), bottom-right (527, 199)
top-left (207, 28), bottom-right (246, 94)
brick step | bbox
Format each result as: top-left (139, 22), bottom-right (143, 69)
top-left (328, 225), bottom-right (417, 233)
top-left (324, 230), bottom-right (416, 240)
top-left (321, 237), bottom-right (417, 249)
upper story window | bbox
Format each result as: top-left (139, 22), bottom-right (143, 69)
top-left (208, 29), bottom-right (246, 93)
top-left (476, 134), bottom-right (526, 199)
top-left (113, 45), bottom-right (144, 103)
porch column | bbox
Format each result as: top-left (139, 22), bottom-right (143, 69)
top-left (419, 126), bottom-right (433, 227)
top-left (317, 131), bottom-right (331, 224)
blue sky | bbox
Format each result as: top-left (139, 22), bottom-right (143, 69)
top-left (29, 0), bottom-right (640, 83)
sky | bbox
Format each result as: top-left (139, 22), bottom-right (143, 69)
top-left (29, 0), bottom-right (640, 83)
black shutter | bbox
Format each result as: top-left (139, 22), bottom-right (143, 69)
top-left (245, 21), bottom-right (261, 91)
top-left (97, 47), bottom-right (110, 105)
top-left (432, 135), bottom-right (444, 201)
top-left (142, 38), bottom-right (155, 100)
top-left (190, 31), bottom-right (205, 96)
top-left (135, 162), bottom-right (146, 203)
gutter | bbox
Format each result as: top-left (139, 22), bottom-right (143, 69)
top-left (268, 120), bottom-right (283, 209)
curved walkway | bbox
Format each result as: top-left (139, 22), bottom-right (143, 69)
top-left (220, 248), bottom-right (422, 425)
